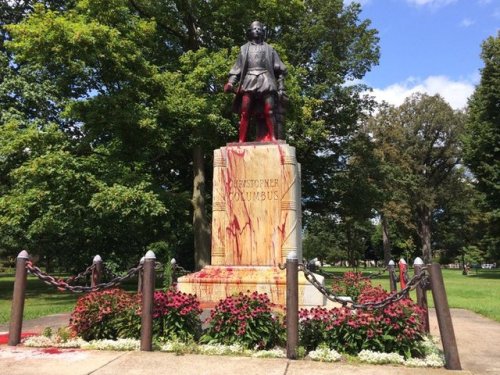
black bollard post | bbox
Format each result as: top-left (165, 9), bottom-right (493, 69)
top-left (286, 251), bottom-right (299, 359)
top-left (91, 255), bottom-right (103, 288)
top-left (429, 263), bottom-right (461, 370)
top-left (413, 257), bottom-right (429, 333)
top-left (388, 260), bottom-right (397, 292)
top-left (8, 250), bottom-right (29, 346)
top-left (140, 251), bottom-right (155, 351)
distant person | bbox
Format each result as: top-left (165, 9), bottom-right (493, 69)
top-left (462, 264), bottom-right (469, 275)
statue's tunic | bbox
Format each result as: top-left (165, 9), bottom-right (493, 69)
top-left (228, 41), bottom-right (287, 96)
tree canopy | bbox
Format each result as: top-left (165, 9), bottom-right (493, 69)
top-left (463, 31), bottom-right (500, 261)
top-left (2, 1), bottom-right (496, 271)
top-left (0, 0), bottom-right (381, 270)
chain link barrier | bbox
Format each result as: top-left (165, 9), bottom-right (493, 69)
top-left (25, 261), bottom-right (144, 293)
top-left (172, 263), bottom-right (191, 277)
top-left (300, 263), bottom-right (429, 310)
top-left (63, 264), bottom-right (96, 284)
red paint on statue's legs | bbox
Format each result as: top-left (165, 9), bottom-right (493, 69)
top-left (239, 94), bottom-right (251, 143)
top-left (263, 101), bottom-right (276, 142)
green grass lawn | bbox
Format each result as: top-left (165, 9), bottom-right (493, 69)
top-left (321, 266), bottom-right (500, 323)
top-left (1, 266), bottom-right (499, 325)
top-left (0, 274), bottom-right (79, 325)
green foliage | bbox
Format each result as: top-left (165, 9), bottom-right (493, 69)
top-left (330, 271), bottom-right (371, 302)
top-left (369, 94), bottom-right (466, 263)
top-left (463, 32), bottom-right (500, 261)
top-left (299, 276), bottom-right (425, 358)
top-left (201, 292), bottom-right (285, 350)
top-left (70, 288), bottom-right (136, 341)
top-left (149, 290), bottom-right (202, 342)
top-left (69, 288), bottom-right (202, 342)
top-left (0, 0), bottom-right (380, 270)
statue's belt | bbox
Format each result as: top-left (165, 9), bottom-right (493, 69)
top-left (246, 68), bottom-right (268, 76)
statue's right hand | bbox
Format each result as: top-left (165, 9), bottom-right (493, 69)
top-left (224, 83), bottom-right (233, 93)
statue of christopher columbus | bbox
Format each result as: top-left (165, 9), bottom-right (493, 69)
top-left (224, 21), bottom-right (287, 143)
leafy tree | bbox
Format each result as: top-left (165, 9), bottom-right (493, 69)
top-left (1, 0), bottom-right (380, 270)
top-left (463, 32), bottom-right (500, 260)
top-left (0, 121), bottom-right (170, 271)
top-left (432, 173), bottom-right (489, 264)
top-left (369, 94), bottom-right (465, 263)
top-left (367, 102), bottom-right (415, 264)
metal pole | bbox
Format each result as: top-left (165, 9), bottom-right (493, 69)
top-left (286, 251), bottom-right (298, 359)
top-left (429, 263), bottom-right (461, 370)
top-left (91, 255), bottom-right (103, 288)
top-left (388, 260), bottom-right (397, 292)
top-left (138, 256), bottom-right (145, 293)
top-left (140, 251), bottom-right (155, 351)
top-left (413, 257), bottom-right (429, 333)
top-left (8, 250), bottom-right (29, 346)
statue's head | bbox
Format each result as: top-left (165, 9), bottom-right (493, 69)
top-left (247, 21), bottom-right (265, 42)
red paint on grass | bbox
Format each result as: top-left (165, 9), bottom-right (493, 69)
top-left (0, 332), bottom-right (38, 345)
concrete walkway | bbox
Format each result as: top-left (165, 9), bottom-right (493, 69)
top-left (1, 308), bottom-right (499, 374)
top-left (429, 309), bottom-right (500, 375)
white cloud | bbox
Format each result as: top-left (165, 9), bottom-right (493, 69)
top-left (369, 75), bottom-right (476, 109)
top-left (406, 0), bottom-right (457, 8)
top-left (460, 18), bottom-right (475, 27)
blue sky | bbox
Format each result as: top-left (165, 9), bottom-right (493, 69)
top-left (353, 0), bottom-right (499, 109)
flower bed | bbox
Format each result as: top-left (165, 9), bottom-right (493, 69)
top-left (20, 274), bottom-right (443, 368)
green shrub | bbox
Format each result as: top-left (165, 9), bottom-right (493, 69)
top-left (150, 290), bottom-right (202, 341)
top-left (201, 292), bottom-right (285, 350)
top-left (299, 276), bottom-right (425, 358)
top-left (70, 288), bottom-right (202, 342)
top-left (331, 271), bottom-right (371, 302)
top-left (70, 288), bottom-right (136, 341)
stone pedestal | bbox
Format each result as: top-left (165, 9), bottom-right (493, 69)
top-left (177, 142), bottom-right (325, 308)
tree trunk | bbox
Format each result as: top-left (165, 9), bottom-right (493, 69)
top-left (192, 145), bottom-right (211, 270)
top-left (381, 214), bottom-right (392, 265)
top-left (417, 205), bottom-right (432, 264)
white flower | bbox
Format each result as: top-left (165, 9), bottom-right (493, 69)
top-left (308, 347), bottom-right (342, 362)
top-left (358, 350), bottom-right (405, 365)
top-left (405, 353), bottom-right (445, 368)
top-left (81, 338), bottom-right (140, 351)
top-left (196, 343), bottom-right (248, 355)
top-left (22, 335), bottom-right (85, 348)
top-left (251, 348), bottom-right (286, 358)
top-left (23, 335), bottom-right (55, 348)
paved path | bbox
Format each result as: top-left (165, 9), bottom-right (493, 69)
top-left (429, 309), bottom-right (500, 375)
top-left (1, 308), bottom-right (499, 374)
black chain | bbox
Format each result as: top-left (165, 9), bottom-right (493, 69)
top-left (300, 264), bottom-right (428, 310)
top-left (172, 263), bottom-right (191, 277)
top-left (154, 261), bottom-right (164, 271)
top-left (64, 264), bottom-right (96, 284)
top-left (25, 261), bottom-right (143, 293)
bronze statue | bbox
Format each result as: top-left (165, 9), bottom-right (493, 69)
top-left (224, 21), bottom-right (287, 143)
